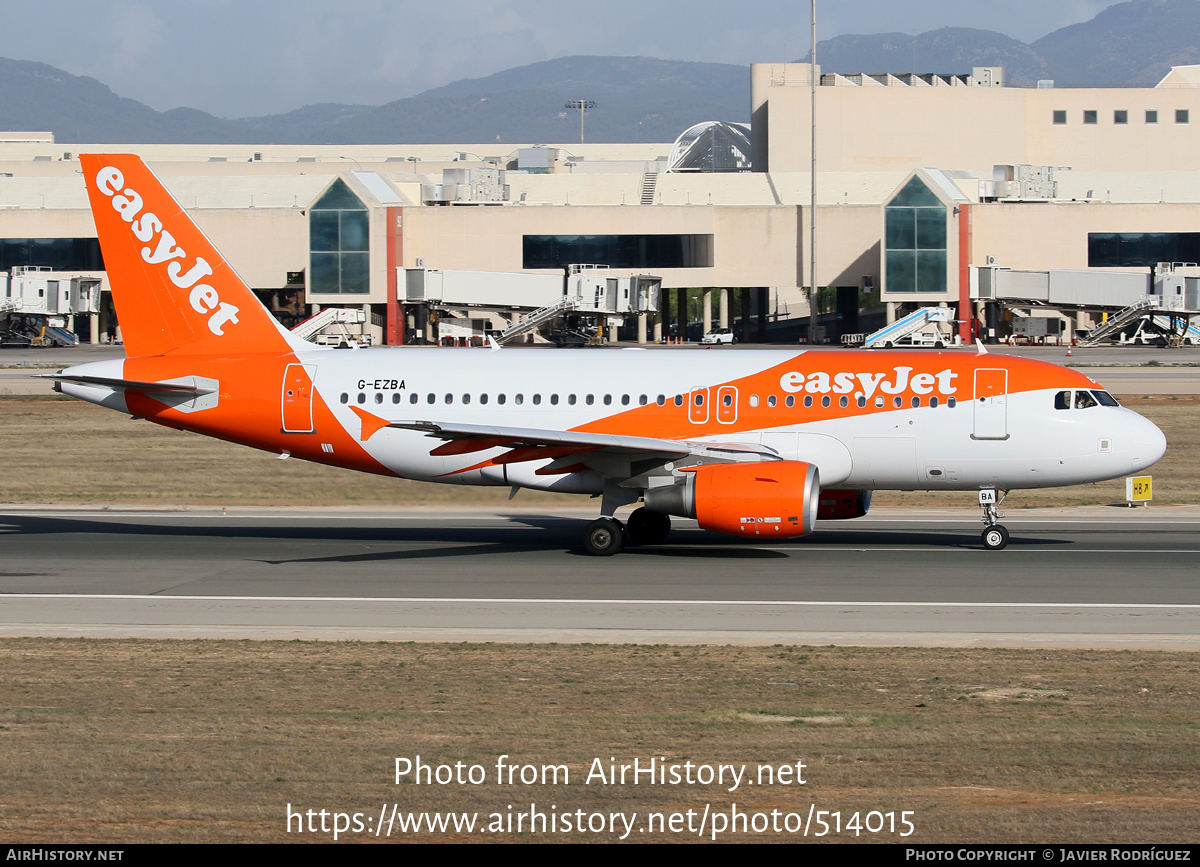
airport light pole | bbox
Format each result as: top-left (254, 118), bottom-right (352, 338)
top-left (808, 0), bottom-right (819, 346)
top-left (565, 99), bottom-right (596, 144)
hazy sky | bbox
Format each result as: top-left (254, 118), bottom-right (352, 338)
top-left (0, 0), bottom-right (1124, 117)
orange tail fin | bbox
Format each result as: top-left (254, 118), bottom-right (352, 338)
top-left (81, 154), bottom-right (300, 358)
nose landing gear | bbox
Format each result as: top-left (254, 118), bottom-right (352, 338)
top-left (978, 488), bottom-right (1010, 549)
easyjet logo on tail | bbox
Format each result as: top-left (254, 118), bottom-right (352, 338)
top-left (94, 166), bottom-right (240, 337)
top-left (779, 366), bottom-right (959, 400)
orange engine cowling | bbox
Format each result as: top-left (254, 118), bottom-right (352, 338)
top-left (645, 460), bottom-right (820, 538)
top-left (816, 489), bottom-right (872, 520)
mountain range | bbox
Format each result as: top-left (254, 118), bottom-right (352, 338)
top-left (0, 0), bottom-right (1195, 145)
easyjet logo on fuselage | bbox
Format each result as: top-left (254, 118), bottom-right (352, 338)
top-left (94, 166), bottom-right (240, 337)
top-left (779, 366), bottom-right (958, 400)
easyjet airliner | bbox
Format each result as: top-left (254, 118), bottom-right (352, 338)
top-left (50, 155), bottom-right (1166, 554)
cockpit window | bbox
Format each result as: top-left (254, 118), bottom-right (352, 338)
top-left (1054, 390), bottom-right (1071, 410)
top-left (1074, 390), bottom-right (1098, 409)
top-left (1092, 390), bottom-right (1120, 407)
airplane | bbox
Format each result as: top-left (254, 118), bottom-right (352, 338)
top-left (48, 154), bottom-right (1167, 554)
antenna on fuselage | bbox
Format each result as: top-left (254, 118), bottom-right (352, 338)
top-left (975, 339), bottom-right (988, 355)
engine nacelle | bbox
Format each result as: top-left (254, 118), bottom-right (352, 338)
top-left (644, 460), bottom-right (820, 538)
top-left (816, 489), bottom-right (872, 520)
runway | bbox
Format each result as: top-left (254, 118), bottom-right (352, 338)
top-left (2, 506), bottom-right (1197, 648)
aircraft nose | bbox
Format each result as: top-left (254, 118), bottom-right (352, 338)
top-left (1130, 413), bottom-right (1167, 472)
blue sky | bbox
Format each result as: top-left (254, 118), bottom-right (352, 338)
top-left (0, 0), bottom-right (1123, 117)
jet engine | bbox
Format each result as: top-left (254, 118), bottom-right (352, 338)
top-left (644, 460), bottom-right (820, 538)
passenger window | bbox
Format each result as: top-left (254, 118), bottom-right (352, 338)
top-left (497, 394), bottom-right (506, 405)
top-left (947, 397), bottom-right (957, 408)
top-left (693, 393), bottom-right (704, 406)
top-left (786, 395), bottom-right (795, 407)
top-left (767, 395), bottom-right (777, 407)
top-left (375, 393), bottom-right (383, 404)
top-left (724, 393), bottom-right (734, 407)
top-left (839, 396), bottom-right (848, 408)
top-left (639, 395), bottom-right (648, 406)
top-left (800, 396), bottom-right (810, 408)
top-left (749, 395), bottom-right (759, 407)
top-left (480, 394), bottom-right (489, 405)
top-left (392, 393), bottom-right (401, 404)
top-left (673, 395), bottom-right (683, 407)
top-left (911, 397), bottom-right (920, 408)
top-left (930, 396), bottom-right (939, 408)
top-left (340, 393), bottom-right (348, 404)
top-left (588, 395), bottom-right (596, 406)
top-left (568, 394), bottom-right (577, 405)
top-left (357, 393), bottom-right (366, 404)
top-left (462, 394), bottom-right (471, 405)
top-left (621, 394), bottom-right (630, 406)
top-left (656, 395), bottom-right (666, 406)
top-left (1055, 391), bottom-right (1071, 410)
top-left (532, 394), bottom-right (541, 405)
top-left (875, 396), bottom-right (885, 408)
top-left (444, 394), bottom-right (453, 404)
top-left (893, 396), bottom-right (902, 408)
top-left (857, 396), bottom-right (866, 408)
top-left (604, 395), bottom-right (613, 405)
top-left (822, 396), bottom-right (831, 408)
top-left (1075, 390), bottom-right (1097, 409)
top-left (426, 393), bottom-right (435, 404)
top-left (409, 393), bottom-right (418, 404)
top-left (550, 394), bottom-right (559, 406)
top-left (515, 394), bottom-right (524, 405)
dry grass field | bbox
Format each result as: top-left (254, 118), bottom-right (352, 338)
top-left (0, 395), bottom-right (1196, 508)
top-left (1, 640), bottom-right (1198, 843)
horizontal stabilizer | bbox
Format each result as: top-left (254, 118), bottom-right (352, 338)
top-left (41, 373), bottom-right (216, 394)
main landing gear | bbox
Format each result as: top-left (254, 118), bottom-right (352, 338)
top-left (978, 488), bottom-right (1010, 550)
top-left (584, 517), bottom-right (624, 556)
top-left (583, 508), bottom-right (673, 556)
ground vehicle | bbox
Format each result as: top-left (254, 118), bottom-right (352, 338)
top-left (50, 156), bottom-right (1167, 555)
top-left (701, 328), bottom-right (736, 345)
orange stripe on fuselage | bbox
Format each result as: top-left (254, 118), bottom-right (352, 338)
top-left (570, 352), bottom-right (1099, 440)
top-left (123, 353), bottom-right (398, 477)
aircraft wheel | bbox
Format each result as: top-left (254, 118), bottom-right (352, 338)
top-left (584, 518), bottom-right (624, 556)
top-left (884, 341), bottom-right (894, 348)
top-left (626, 508), bottom-right (671, 546)
top-left (981, 525), bottom-right (1010, 550)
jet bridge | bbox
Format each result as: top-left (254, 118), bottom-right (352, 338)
top-left (402, 267), bottom-right (660, 345)
top-left (974, 264), bottom-right (1199, 346)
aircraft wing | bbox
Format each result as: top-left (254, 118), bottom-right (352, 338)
top-left (350, 410), bottom-right (778, 481)
top-left (40, 373), bottom-right (216, 394)
top-left (390, 419), bottom-right (693, 457)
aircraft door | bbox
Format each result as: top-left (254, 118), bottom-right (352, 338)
top-left (282, 363), bottom-right (317, 433)
top-left (972, 368), bottom-right (1008, 440)
top-left (689, 387), bottom-right (709, 424)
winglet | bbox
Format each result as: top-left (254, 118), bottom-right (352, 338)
top-left (349, 406), bottom-right (392, 442)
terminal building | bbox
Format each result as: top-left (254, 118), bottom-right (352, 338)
top-left (2, 62), bottom-right (1199, 348)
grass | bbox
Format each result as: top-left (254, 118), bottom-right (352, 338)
top-left (1, 640), bottom-right (1197, 843)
